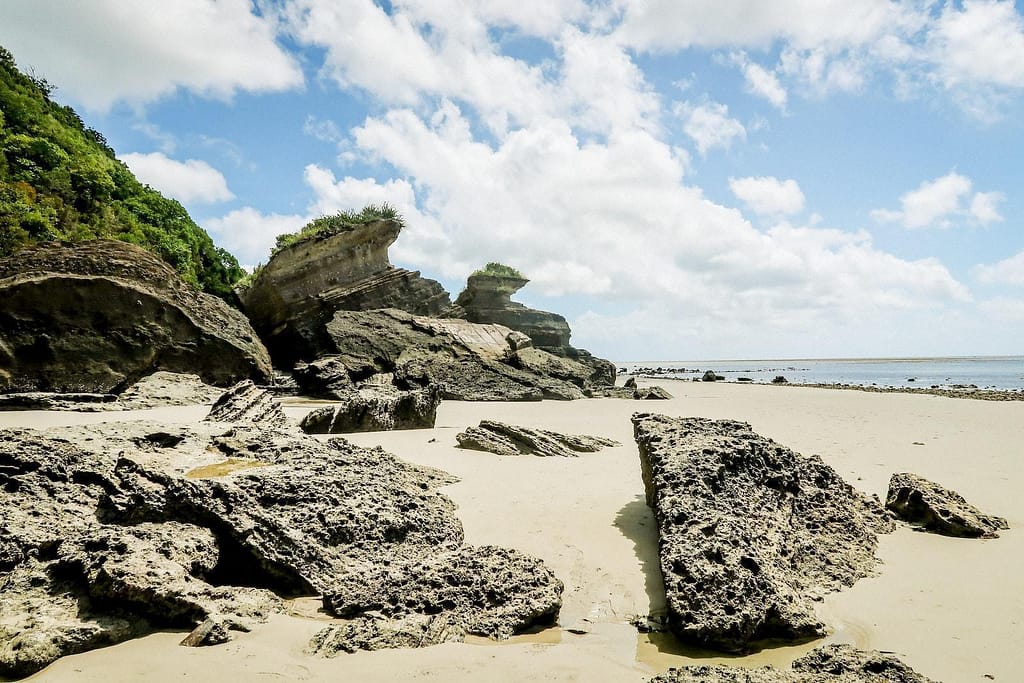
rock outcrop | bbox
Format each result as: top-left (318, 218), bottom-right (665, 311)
top-left (0, 420), bottom-right (563, 676)
top-left (450, 268), bottom-right (616, 386)
top-left (632, 414), bottom-right (894, 653)
top-left (0, 240), bottom-right (273, 394)
top-left (651, 644), bottom-right (936, 683)
top-left (886, 472), bottom-right (1008, 538)
top-left (456, 420), bottom-right (620, 457)
top-left (317, 308), bottom-right (611, 401)
top-left (236, 219), bottom-right (450, 365)
top-left (205, 381), bottom-right (289, 428)
top-left (588, 383), bottom-right (674, 400)
top-left (299, 385), bottom-right (440, 433)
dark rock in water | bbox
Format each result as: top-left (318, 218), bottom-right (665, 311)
top-left (322, 545), bottom-right (562, 640)
top-left (701, 371), bottom-right (719, 382)
top-left (0, 240), bottom-right (273, 394)
top-left (650, 643), bottom-right (936, 682)
top-left (455, 420), bottom-right (619, 457)
top-left (205, 381), bottom-right (289, 427)
top-left (300, 385), bottom-right (440, 433)
top-left (772, 375), bottom-right (788, 384)
top-left (0, 421), bottom-right (466, 675)
top-left (632, 414), bottom-right (894, 653)
top-left (449, 268), bottom-right (616, 386)
top-left (236, 218), bottom-right (450, 365)
top-left (320, 309), bottom-right (597, 401)
top-left (886, 472), bottom-right (1008, 538)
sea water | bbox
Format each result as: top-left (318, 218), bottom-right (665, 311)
top-left (618, 356), bottom-right (1024, 391)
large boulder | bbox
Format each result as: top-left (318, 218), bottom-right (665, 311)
top-left (632, 414), bottom-right (894, 653)
top-left (886, 472), bottom-right (1008, 538)
top-left (651, 644), bottom-right (936, 682)
top-left (236, 218), bottom-right (451, 365)
top-left (319, 309), bottom-right (604, 401)
top-left (456, 420), bottom-right (620, 457)
top-left (299, 385), bottom-right (440, 433)
top-left (0, 240), bottom-right (273, 393)
top-left (450, 268), bottom-right (615, 385)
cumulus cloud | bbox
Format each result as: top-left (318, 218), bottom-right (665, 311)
top-left (676, 101), bottom-right (746, 155)
top-left (871, 172), bottom-right (1004, 229)
top-left (729, 176), bottom-right (805, 217)
top-left (974, 251), bottom-right (1024, 286)
top-left (732, 53), bottom-right (787, 109)
top-left (203, 208), bottom-right (306, 268)
top-left (0, 0), bottom-right (302, 110)
top-left (928, 0), bottom-right (1024, 90)
top-left (120, 152), bottom-right (234, 204)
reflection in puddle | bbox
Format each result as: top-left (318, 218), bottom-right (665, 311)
top-left (185, 458), bottom-right (270, 478)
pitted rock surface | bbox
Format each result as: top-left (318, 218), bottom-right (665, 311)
top-left (300, 385), bottom-right (440, 433)
top-left (632, 414), bottom-right (894, 653)
top-left (456, 420), bottom-right (620, 457)
top-left (886, 472), bottom-right (1008, 538)
top-left (205, 380), bottom-right (289, 427)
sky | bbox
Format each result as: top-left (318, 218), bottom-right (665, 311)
top-left (1, 0), bottom-right (1023, 361)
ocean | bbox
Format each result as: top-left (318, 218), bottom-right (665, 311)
top-left (618, 356), bottom-right (1024, 391)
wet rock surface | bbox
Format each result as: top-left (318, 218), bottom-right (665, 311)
top-left (299, 385), bottom-right (440, 433)
top-left (0, 240), bottom-right (273, 394)
top-left (456, 420), bottom-right (620, 457)
top-left (650, 643), bottom-right (936, 682)
top-left (886, 472), bottom-right (1008, 538)
top-left (632, 414), bottom-right (894, 653)
top-left (205, 380), bottom-right (289, 427)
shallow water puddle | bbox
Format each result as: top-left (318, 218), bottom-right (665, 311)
top-left (636, 631), bottom-right (823, 670)
top-left (185, 458), bottom-right (270, 478)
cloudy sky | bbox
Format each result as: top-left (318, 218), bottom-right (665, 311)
top-left (2, 0), bottom-right (1023, 361)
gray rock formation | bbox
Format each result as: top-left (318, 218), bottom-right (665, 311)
top-left (236, 218), bottom-right (450, 365)
top-left (588, 385), bottom-right (674, 400)
top-left (0, 240), bottom-right (273, 394)
top-left (456, 420), bottom-right (619, 457)
top-left (632, 414), bottom-right (894, 653)
top-left (450, 269), bottom-right (617, 386)
top-left (320, 308), bottom-right (608, 401)
top-left (886, 472), bottom-right (1008, 538)
top-left (292, 356), bottom-right (355, 399)
top-left (308, 613), bottom-right (465, 655)
top-left (650, 643), bottom-right (936, 682)
top-left (299, 385), bottom-right (440, 433)
top-left (205, 380), bottom-right (289, 428)
top-left (322, 544), bottom-right (562, 640)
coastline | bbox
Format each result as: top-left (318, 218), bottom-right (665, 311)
top-left (7, 379), bottom-right (1022, 681)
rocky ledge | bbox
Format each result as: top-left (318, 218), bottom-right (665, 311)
top-left (456, 420), bottom-right (620, 457)
top-left (0, 240), bottom-right (272, 394)
top-left (632, 414), bottom-right (894, 653)
top-left (886, 472), bottom-right (1008, 538)
top-left (651, 643), bottom-right (936, 682)
top-left (0, 417), bottom-right (562, 677)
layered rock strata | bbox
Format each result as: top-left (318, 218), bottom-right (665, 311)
top-left (650, 644), bottom-right (935, 683)
top-left (300, 385), bottom-right (440, 433)
top-left (0, 240), bottom-right (272, 393)
top-left (632, 414), bottom-right (894, 653)
top-left (456, 420), bottom-right (620, 457)
top-left (886, 472), bottom-right (1008, 538)
top-left (237, 219), bottom-right (450, 364)
top-left (205, 381), bottom-right (289, 428)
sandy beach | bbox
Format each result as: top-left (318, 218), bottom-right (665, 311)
top-left (5, 379), bottom-right (1021, 682)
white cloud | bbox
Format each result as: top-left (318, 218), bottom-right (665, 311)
top-left (0, 0), bottom-right (303, 110)
top-left (203, 208), bottom-right (305, 267)
top-left (928, 0), bottom-right (1024, 90)
top-left (871, 172), bottom-right (1003, 229)
top-left (732, 54), bottom-right (787, 109)
top-left (729, 176), bottom-right (805, 216)
top-left (676, 101), bottom-right (746, 155)
top-left (974, 251), bottom-right (1024, 286)
top-left (979, 296), bottom-right (1024, 322)
top-left (120, 152), bottom-right (234, 204)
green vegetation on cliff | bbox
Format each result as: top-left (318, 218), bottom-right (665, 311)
top-left (471, 262), bottom-right (524, 279)
top-left (0, 46), bottom-right (242, 298)
top-left (272, 203), bottom-right (404, 255)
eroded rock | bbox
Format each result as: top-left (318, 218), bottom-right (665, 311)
top-left (632, 414), bottom-right (894, 653)
top-left (456, 420), bottom-right (619, 457)
top-left (299, 385), bottom-right (440, 433)
top-left (205, 380), bottom-right (289, 428)
top-left (886, 472), bottom-right (1008, 538)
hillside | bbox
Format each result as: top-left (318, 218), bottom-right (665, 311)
top-left (0, 45), bottom-right (242, 298)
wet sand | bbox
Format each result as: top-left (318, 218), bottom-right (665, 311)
top-left (6, 380), bottom-right (1021, 681)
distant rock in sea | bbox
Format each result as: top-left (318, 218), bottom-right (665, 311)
top-left (0, 240), bottom-right (273, 394)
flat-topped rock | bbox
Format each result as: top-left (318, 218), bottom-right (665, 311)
top-left (887, 472), bottom-right (1008, 538)
top-left (0, 240), bottom-right (273, 393)
top-left (456, 420), bottom-right (620, 457)
top-left (632, 414), bottom-right (894, 653)
top-left (237, 219), bottom-right (450, 364)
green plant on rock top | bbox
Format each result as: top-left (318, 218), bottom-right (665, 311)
top-left (272, 203), bottom-right (404, 255)
top-left (471, 262), bottom-right (524, 279)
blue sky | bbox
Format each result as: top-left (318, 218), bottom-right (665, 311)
top-left (2, 0), bottom-right (1023, 361)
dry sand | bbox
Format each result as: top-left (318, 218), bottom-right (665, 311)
top-left (4, 380), bottom-right (1021, 681)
